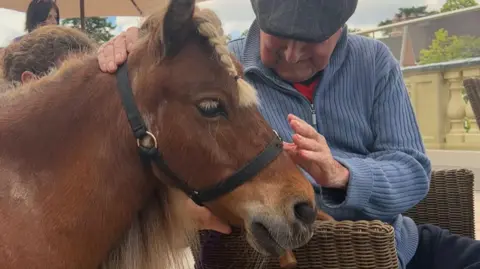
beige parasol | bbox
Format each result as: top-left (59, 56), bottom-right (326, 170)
top-left (0, 0), bottom-right (210, 28)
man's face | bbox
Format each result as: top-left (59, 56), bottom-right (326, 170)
top-left (259, 28), bottom-right (342, 83)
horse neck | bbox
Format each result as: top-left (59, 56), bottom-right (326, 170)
top-left (0, 55), bottom-right (156, 269)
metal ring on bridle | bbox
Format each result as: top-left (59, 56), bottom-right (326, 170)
top-left (273, 130), bottom-right (281, 141)
top-left (136, 131), bottom-right (158, 149)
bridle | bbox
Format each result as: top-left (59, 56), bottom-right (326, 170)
top-left (115, 63), bottom-right (284, 206)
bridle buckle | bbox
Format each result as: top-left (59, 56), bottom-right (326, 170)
top-left (136, 131), bottom-right (158, 150)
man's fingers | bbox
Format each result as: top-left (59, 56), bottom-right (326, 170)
top-left (317, 210), bottom-right (334, 221)
top-left (297, 149), bottom-right (322, 164)
top-left (292, 134), bottom-right (323, 152)
top-left (97, 46), bottom-right (108, 72)
top-left (101, 43), bottom-right (117, 73)
top-left (194, 204), bottom-right (231, 234)
top-left (296, 149), bottom-right (331, 176)
top-left (283, 142), bottom-right (300, 157)
top-left (284, 142), bottom-right (308, 167)
top-left (96, 28), bottom-right (139, 74)
top-left (291, 149), bottom-right (319, 176)
top-left (113, 33), bottom-right (128, 66)
top-left (125, 27), bottom-right (140, 52)
top-left (288, 114), bottom-right (321, 141)
top-left (288, 114), bottom-right (308, 126)
top-left (205, 214), bottom-right (232, 234)
top-left (283, 141), bottom-right (296, 150)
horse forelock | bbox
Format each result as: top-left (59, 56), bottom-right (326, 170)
top-left (194, 12), bottom-right (259, 108)
top-left (141, 6), bottom-right (259, 108)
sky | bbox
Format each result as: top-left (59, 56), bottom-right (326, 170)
top-left (0, 0), bottom-right (446, 47)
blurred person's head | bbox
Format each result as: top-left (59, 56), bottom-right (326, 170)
top-left (2, 25), bottom-right (97, 84)
top-left (250, 0), bottom-right (358, 82)
top-left (25, 0), bottom-right (60, 33)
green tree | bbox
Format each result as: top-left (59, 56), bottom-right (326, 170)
top-left (241, 30), bottom-right (248, 37)
top-left (225, 34), bottom-right (232, 42)
top-left (419, 28), bottom-right (480, 64)
top-left (440, 0), bottom-right (478, 12)
top-left (61, 17), bottom-right (115, 43)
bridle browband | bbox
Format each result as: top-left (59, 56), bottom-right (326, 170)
top-left (115, 63), bottom-right (284, 206)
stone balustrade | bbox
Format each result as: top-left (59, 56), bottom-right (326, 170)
top-left (403, 58), bottom-right (480, 150)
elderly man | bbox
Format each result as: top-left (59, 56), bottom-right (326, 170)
top-left (97, 0), bottom-right (480, 268)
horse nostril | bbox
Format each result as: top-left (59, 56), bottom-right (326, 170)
top-left (293, 202), bottom-right (316, 225)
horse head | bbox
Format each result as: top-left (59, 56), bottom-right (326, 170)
top-left (119, 0), bottom-right (317, 256)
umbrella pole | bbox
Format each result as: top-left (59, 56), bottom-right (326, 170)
top-left (80, 0), bottom-right (85, 30)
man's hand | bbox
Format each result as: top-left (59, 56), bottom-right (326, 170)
top-left (283, 114), bottom-right (350, 189)
top-left (185, 198), bottom-right (232, 234)
top-left (97, 27), bottom-right (139, 73)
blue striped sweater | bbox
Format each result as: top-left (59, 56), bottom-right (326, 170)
top-left (228, 22), bottom-right (432, 268)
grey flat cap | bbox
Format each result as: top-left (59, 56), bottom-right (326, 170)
top-left (251, 0), bottom-right (358, 43)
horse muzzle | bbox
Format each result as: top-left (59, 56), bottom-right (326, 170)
top-left (245, 202), bottom-right (316, 256)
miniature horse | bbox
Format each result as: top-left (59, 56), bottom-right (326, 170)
top-left (0, 1), bottom-right (316, 268)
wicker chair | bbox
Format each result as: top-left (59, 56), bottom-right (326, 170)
top-left (195, 169), bottom-right (475, 269)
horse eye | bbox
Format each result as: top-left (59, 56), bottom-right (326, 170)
top-left (197, 99), bottom-right (227, 118)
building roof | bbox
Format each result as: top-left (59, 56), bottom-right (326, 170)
top-left (377, 9), bottom-right (480, 62)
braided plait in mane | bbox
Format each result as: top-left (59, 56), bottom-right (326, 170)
top-left (195, 19), bottom-right (236, 76)
top-left (138, 7), bottom-right (258, 106)
top-left (194, 9), bottom-right (258, 106)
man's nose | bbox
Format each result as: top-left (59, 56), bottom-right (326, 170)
top-left (284, 41), bottom-right (305, 63)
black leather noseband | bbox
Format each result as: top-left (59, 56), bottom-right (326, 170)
top-left (115, 63), bottom-right (283, 206)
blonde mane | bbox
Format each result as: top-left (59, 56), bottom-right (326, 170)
top-left (101, 188), bottom-right (197, 269)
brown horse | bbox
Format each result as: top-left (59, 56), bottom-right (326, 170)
top-left (0, 1), bottom-right (316, 269)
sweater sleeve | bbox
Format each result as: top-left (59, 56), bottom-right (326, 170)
top-left (320, 44), bottom-right (432, 220)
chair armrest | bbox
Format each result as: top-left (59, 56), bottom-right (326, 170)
top-left (404, 169), bottom-right (475, 238)
top-left (195, 220), bottom-right (399, 269)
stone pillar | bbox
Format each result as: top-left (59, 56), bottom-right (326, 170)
top-left (445, 71), bottom-right (466, 148)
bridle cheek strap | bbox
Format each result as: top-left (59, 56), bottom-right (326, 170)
top-left (115, 63), bottom-right (284, 206)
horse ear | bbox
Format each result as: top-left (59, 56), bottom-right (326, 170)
top-left (162, 0), bottom-right (196, 57)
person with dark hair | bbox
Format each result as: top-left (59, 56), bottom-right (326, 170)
top-left (12, 0), bottom-right (60, 43)
top-left (3, 25), bottom-right (96, 84)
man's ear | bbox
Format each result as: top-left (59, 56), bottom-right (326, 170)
top-left (21, 71), bottom-right (36, 84)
